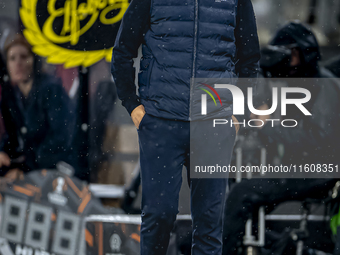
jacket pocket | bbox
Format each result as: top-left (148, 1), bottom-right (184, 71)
top-left (138, 57), bottom-right (155, 99)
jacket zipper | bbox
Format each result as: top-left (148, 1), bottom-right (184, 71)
top-left (189, 0), bottom-right (199, 121)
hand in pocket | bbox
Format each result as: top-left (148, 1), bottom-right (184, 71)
top-left (131, 105), bottom-right (146, 129)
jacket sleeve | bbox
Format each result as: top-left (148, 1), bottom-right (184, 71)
top-left (235, 0), bottom-right (261, 79)
top-left (111, 0), bottom-right (151, 115)
top-left (234, 0), bottom-right (261, 123)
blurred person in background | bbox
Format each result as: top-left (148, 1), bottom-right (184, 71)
top-left (256, 21), bottom-right (340, 165)
top-left (0, 34), bottom-right (76, 178)
top-left (223, 22), bottom-right (340, 255)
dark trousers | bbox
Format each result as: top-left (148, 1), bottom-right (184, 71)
top-left (138, 113), bottom-right (236, 255)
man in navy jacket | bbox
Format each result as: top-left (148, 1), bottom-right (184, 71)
top-left (111, 0), bottom-right (260, 254)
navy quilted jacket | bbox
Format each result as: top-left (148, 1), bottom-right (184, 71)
top-left (112, 0), bottom-right (260, 121)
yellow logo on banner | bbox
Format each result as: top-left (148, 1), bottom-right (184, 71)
top-left (20, 0), bottom-right (129, 68)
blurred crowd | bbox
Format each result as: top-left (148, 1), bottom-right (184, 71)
top-left (0, 32), bottom-right (117, 182)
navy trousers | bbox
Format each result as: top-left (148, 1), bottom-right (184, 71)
top-left (138, 113), bottom-right (236, 255)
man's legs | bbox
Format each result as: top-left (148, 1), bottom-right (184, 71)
top-left (189, 118), bottom-right (236, 255)
top-left (190, 178), bottom-right (228, 254)
top-left (138, 113), bottom-right (189, 255)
